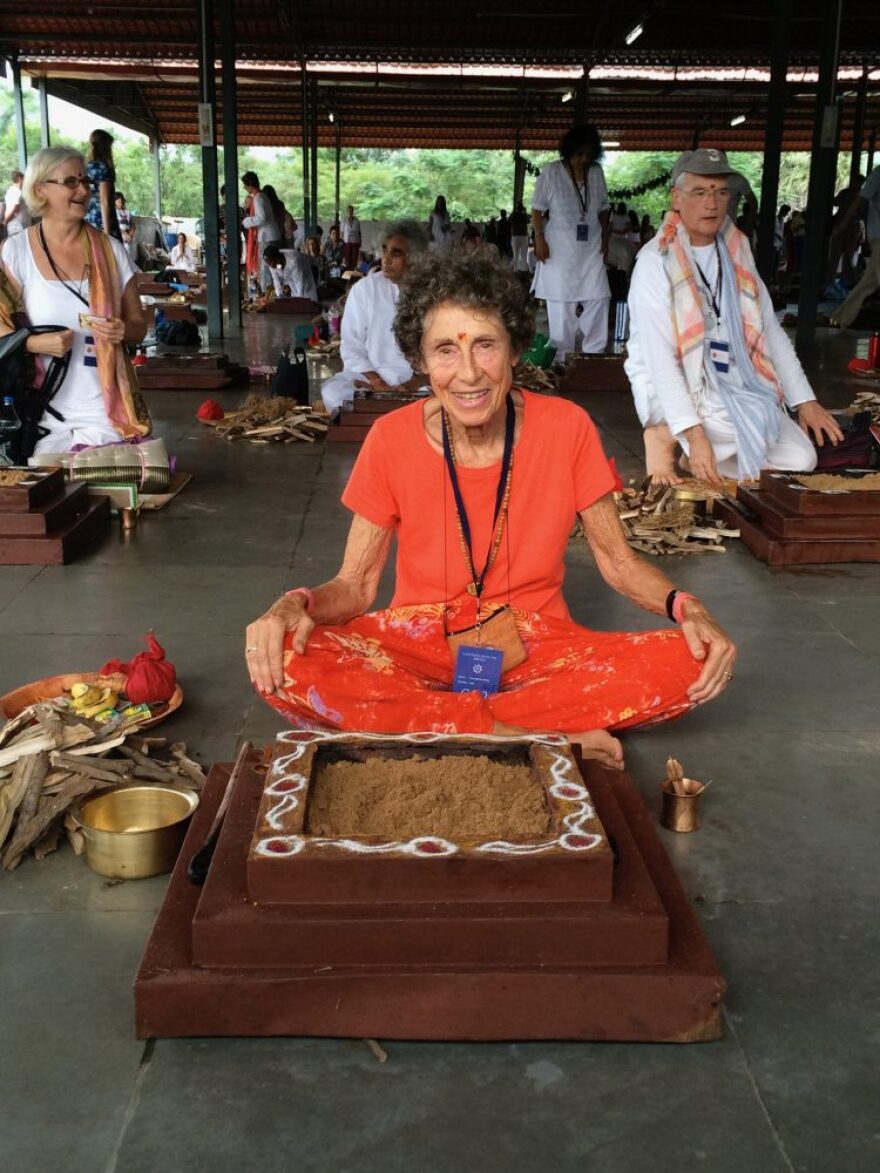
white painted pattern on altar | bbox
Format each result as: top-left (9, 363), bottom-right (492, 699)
top-left (253, 731), bottom-right (602, 859)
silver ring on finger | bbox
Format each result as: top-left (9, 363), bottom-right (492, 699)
top-left (246, 646), bottom-right (258, 654)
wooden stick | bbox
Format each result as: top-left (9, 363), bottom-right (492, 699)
top-left (116, 746), bottom-right (177, 783)
top-left (169, 744), bottom-right (207, 789)
top-left (2, 776), bottom-right (114, 871)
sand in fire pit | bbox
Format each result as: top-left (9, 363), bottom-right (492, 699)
top-left (306, 754), bottom-right (551, 840)
top-left (794, 473), bottom-right (880, 492)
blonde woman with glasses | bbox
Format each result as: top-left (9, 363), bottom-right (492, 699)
top-left (0, 146), bottom-right (150, 455)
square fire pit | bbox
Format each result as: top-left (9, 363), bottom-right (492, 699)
top-left (246, 731), bottom-right (614, 905)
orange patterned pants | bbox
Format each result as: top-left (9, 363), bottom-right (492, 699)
top-left (263, 606), bottom-right (702, 735)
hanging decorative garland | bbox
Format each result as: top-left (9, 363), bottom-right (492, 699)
top-left (607, 171), bottom-right (672, 200)
top-left (519, 156), bottom-right (672, 200)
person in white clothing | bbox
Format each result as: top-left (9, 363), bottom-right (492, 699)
top-left (625, 148), bottom-right (842, 485)
top-left (263, 245), bottom-right (318, 301)
top-left (4, 171), bottom-right (29, 238)
top-left (321, 221), bottom-right (428, 415)
top-left (531, 124), bottom-right (611, 358)
top-left (0, 146), bottom-right (148, 454)
top-left (241, 171), bottom-right (282, 291)
top-left (170, 233), bottom-right (197, 272)
top-left (341, 205), bottom-right (361, 270)
top-left (427, 195), bottom-right (453, 255)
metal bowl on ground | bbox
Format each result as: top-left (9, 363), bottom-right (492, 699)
top-left (73, 785), bottom-right (199, 879)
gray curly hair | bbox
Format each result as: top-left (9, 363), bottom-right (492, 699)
top-left (380, 219), bottom-right (429, 254)
top-left (393, 247), bottom-right (535, 368)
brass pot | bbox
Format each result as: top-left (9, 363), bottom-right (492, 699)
top-left (660, 778), bottom-right (705, 833)
top-left (73, 785), bottom-right (199, 879)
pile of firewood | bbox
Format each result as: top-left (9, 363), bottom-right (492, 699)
top-left (612, 481), bottom-right (740, 556)
top-left (206, 394), bottom-right (330, 444)
top-left (0, 702), bottom-right (205, 872)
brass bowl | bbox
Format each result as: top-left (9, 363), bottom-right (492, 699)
top-left (73, 785), bottom-right (199, 879)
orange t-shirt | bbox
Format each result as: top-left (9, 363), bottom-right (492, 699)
top-left (341, 390), bottom-right (617, 621)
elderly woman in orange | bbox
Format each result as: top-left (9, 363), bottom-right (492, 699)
top-left (246, 250), bottom-right (736, 769)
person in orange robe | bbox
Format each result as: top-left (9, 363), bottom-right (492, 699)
top-left (245, 250), bottom-right (736, 770)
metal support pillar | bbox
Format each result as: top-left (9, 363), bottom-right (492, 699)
top-left (38, 77), bottom-right (50, 149)
top-left (796, 0), bottom-right (843, 354)
top-left (10, 56), bottom-right (27, 171)
top-left (513, 128), bottom-right (525, 209)
top-left (310, 80), bottom-right (319, 230)
top-left (300, 64), bottom-right (311, 232)
top-left (220, 0), bottom-right (241, 332)
top-left (198, 0), bottom-right (223, 339)
top-left (868, 129), bottom-right (876, 175)
top-left (575, 69), bottom-right (589, 125)
top-left (334, 123), bottom-right (341, 226)
top-left (756, 0), bottom-right (791, 282)
top-left (151, 139), bottom-right (163, 222)
top-left (849, 69), bottom-right (868, 191)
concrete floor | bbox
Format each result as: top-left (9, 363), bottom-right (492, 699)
top-left (1, 317), bottom-right (879, 1173)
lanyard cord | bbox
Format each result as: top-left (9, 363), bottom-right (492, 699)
top-left (38, 224), bottom-right (90, 309)
top-left (441, 393), bottom-right (515, 602)
top-left (566, 162), bottom-right (591, 220)
top-left (693, 236), bottom-right (722, 323)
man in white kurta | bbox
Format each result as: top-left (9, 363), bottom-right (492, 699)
top-left (321, 221), bottom-right (428, 415)
top-left (625, 148), bottom-right (842, 484)
top-left (263, 245), bottom-right (318, 301)
top-left (531, 133), bottom-right (611, 358)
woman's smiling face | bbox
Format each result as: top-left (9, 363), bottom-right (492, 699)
top-left (420, 302), bottom-right (516, 431)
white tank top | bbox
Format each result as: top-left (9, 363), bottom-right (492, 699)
top-left (1, 229), bottom-right (137, 431)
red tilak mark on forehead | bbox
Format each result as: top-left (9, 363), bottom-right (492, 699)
top-left (457, 332), bottom-right (468, 340)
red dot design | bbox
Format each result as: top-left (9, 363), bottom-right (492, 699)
top-left (415, 839), bottom-right (445, 854)
top-left (266, 839), bottom-right (289, 854)
top-left (274, 780), bottom-right (300, 793)
top-left (557, 786), bottom-right (581, 799)
top-left (566, 834), bottom-right (593, 849)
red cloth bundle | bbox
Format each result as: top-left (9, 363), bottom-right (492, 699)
top-left (101, 633), bottom-right (177, 704)
top-left (197, 399), bottom-right (225, 421)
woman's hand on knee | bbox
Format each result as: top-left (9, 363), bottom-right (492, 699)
top-left (245, 597), bottom-right (314, 694)
top-left (679, 600), bottom-right (737, 704)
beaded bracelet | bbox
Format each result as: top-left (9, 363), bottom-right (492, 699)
top-left (667, 590), bottom-right (698, 624)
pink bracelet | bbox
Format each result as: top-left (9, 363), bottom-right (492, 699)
top-left (285, 587), bottom-right (315, 614)
top-left (671, 591), bottom-right (698, 624)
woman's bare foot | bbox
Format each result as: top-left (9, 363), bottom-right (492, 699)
top-left (568, 729), bottom-right (625, 771)
top-left (644, 424), bottom-right (684, 486)
top-left (492, 722), bottom-right (624, 771)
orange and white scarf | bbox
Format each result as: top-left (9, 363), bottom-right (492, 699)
top-left (656, 211), bottom-right (783, 403)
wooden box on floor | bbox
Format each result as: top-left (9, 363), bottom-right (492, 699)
top-left (0, 469), bottom-right (110, 565)
top-left (326, 395), bottom-right (415, 445)
top-left (557, 354), bottom-right (629, 393)
top-left (136, 353), bottom-right (250, 391)
top-left (135, 732), bottom-right (726, 1043)
top-left (717, 470), bottom-right (880, 566)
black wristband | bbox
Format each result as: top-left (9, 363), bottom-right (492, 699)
top-left (665, 589), bottom-right (679, 621)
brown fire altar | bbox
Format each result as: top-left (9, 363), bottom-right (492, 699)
top-left (135, 731), bottom-right (725, 1041)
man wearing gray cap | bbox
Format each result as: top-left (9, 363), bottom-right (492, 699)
top-left (625, 148), bottom-right (841, 484)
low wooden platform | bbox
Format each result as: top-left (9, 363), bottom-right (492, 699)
top-left (135, 737), bottom-right (726, 1042)
top-left (326, 395), bottom-right (416, 445)
top-left (558, 354), bottom-right (630, 393)
top-left (0, 473), bottom-right (110, 565)
top-left (136, 353), bottom-right (250, 391)
top-left (718, 472), bottom-right (880, 566)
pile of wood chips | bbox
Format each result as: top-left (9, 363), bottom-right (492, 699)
top-left (847, 387), bottom-right (880, 422)
top-left (612, 480), bottom-right (740, 556)
top-left (0, 702), bottom-right (206, 872)
top-left (206, 394), bottom-right (330, 444)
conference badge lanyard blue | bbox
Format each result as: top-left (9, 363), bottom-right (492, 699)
top-left (442, 394), bottom-right (515, 696)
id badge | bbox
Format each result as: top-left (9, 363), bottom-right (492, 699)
top-left (709, 340), bottom-right (730, 373)
top-left (576, 223), bottom-right (589, 242)
top-left (452, 645), bottom-right (503, 697)
top-left (83, 334), bottom-right (98, 368)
